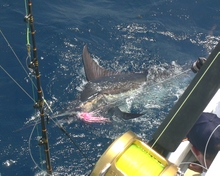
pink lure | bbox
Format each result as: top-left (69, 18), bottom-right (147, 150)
top-left (78, 112), bottom-right (110, 123)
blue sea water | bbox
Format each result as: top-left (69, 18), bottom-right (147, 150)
top-left (1, 0), bottom-right (220, 175)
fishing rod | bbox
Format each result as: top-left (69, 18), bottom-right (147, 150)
top-left (24, 0), bottom-right (52, 174)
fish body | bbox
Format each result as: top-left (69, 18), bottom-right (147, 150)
top-left (78, 45), bottom-right (147, 119)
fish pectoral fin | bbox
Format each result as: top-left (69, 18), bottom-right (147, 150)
top-left (109, 107), bottom-right (143, 120)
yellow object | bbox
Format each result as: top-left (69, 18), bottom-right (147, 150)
top-left (90, 131), bottom-right (178, 176)
top-left (116, 144), bottom-right (164, 175)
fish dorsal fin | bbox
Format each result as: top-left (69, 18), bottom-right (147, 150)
top-left (82, 45), bottom-right (117, 81)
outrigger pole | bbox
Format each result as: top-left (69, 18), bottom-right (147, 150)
top-left (24, 1), bottom-right (52, 174)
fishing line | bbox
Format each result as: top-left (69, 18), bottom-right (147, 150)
top-left (0, 64), bottom-right (53, 113)
top-left (28, 115), bottom-right (93, 172)
top-left (179, 162), bottom-right (207, 171)
top-left (26, 109), bottom-right (93, 170)
top-left (86, 68), bottom-right (191, 114)
top-left (0, 65), bottom-right (35, 102)
top-left (0, 63), bottom-right (52, 112)
top-left (0, 29), bottom-right (37, 98)
top-left (49, 116), bottom-right (94, 167)
top-left (24, 0), bottom-right (30, 45)
top-left (146, 68), bottom-right (191, 90)
top-left (151, 52), bottom-right (220, 149)
top-left (1, 29), bottom-right (34, 94)
top-left (0, 30), bottom-right (53, 114)
top-left (51, 110), bottom-right (78, 119)
top-left (27, 110), bottom-right (94, 168)
top-left (203, 124), bottom-right (220, 169)
top-left (28, 121), bottom-right (53, 176)
top-left (94, 68), bottom-right (191, 114)
top-left (0, 30), bottom-right (33, 85)
top-left (2, 11), bottom-right (52, 174)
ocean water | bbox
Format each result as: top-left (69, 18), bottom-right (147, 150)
top-left (0, 0), bottom-right (220, 175)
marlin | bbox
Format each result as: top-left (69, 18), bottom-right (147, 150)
top-left (77, 45), bottom-right (170, 120)
top-left (53, 46), bottom-right (189, 123)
